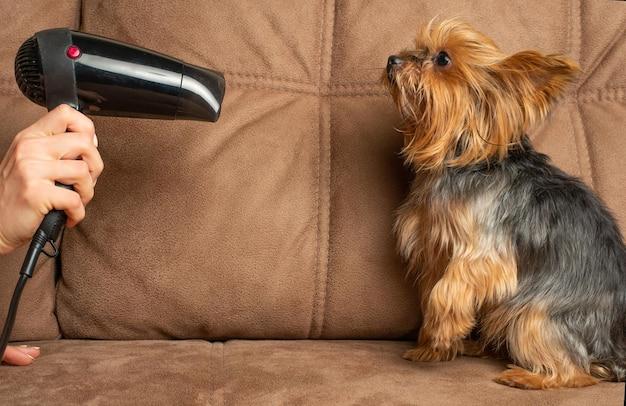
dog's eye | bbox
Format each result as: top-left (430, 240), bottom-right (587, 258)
top-left (434, 51), bottom-right (451, 67)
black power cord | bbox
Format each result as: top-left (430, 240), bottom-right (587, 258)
top-left (0, 183), bottom-right (70, 362)
top-left (0, 275), bottom-right (30, 359)
top-left (0, 230), bottom-right (49, 360)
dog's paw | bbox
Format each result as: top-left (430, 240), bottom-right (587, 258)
top-left (403, 345), bottom-right (457, 362)
top-left (494, 366), bottom-right (544, 389)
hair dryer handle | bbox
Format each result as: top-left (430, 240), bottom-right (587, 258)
top-left (37, 182), bottom-right (73, 242)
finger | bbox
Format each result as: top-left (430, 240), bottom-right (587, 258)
top-left (14, 345), bottom-right (41, 359)
top-left (39, 132), bottom-right (103, 180)
top-left (53, 161), bottom-right (95, 204)
top-left (7, 132), bottom-right (101, 183)
top-left (33, 160), bottom-right (95, 204)
top-left (46, 185), bottom-right (86, 228)
top-left (24, 104), bottom-right (95, 138)
top-left (1, 346), bottom-right (35, 366)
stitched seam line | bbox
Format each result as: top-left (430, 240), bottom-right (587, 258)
top-left (578, 87), bottom-right (626, 103)
top-left (317, 0), bottom-right (336, 339)
top-left (2, 69), bottom-right (619, 99)
top-left (308, 0), bottom-right (335, 339)
top-left (571, 0), bottom-right (595, 189)
top-left (224, 70), bottom-right (313, 86)
top-left (576, 11), bottom-right (626, 91)
top-left (567, 101), bottom-right (582, 180)
top-left (307, 0), bottom-right (326, 339)
top-left (4, 82), bottom-right (624, 100)
top-left (77, 0), bottom-right (83, 30)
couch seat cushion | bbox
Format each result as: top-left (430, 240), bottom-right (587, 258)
top-left (0, 340), bottom-right (622, 405)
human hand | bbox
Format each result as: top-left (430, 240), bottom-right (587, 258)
top-left (0, 104), bottom-right (103, 255)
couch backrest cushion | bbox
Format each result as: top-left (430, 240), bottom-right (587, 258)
top-left (36, 0), bottom-right (625, 339)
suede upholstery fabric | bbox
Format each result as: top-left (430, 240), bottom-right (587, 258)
top-left (0, 0), bottom-right (624, 404)
top-left (0, 340), bottom-right (623, 405)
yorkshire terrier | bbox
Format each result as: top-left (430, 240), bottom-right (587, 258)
top-left (383, 19), bottom-right (626, 389)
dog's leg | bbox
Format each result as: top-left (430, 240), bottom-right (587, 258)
top-left (404, 257), bottom-right (479, 362)
top-left (404, 248), bottom-right (517, 363)
top-left (460, 339), bottom-right (489, 357)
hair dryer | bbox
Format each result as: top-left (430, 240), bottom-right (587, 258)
top-left (1, 28), bottom-right (226, 360)
top-left (15, 28), bottom-right (225, 121)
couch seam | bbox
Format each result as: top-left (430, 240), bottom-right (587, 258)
top-left (308, 0), bottom-right (334, 339)
top-left (223, 71), bottom-right (314, 86)
top-left (575, 12), bottom-right (626, 92)
top-left (578, 87), bottom-right (626, 103)
top-left (3, 79), bottom-right (625, 101)
top-left (570, 0), bottom-right (595, 189)
top-left (317, 95), bottom-right (331, 339)
top-left (226, 81), bottom-right (318, 95)
top-left (566, 0), bottom-right (572, 64)
top-left (318, 0), bottom-right (337, 339)
top-left (77, 0), bottom-right (83, 30)
top-left (308, 0), bottom-right (325, 340)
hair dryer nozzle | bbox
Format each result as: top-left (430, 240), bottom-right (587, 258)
top-left (177, 64), bottom-right (225, 122)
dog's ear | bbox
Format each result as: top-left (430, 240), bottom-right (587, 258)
top-left (497, 51), bottom-right (580, 128)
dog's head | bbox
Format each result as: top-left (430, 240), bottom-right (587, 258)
top-left (383, 19), bottom-right (579, 170)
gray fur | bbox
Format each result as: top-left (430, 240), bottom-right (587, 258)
top-left (428, 136), bottom-right (626, 380)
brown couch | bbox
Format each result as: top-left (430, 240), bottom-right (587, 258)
top-left (0, 0), bottom-right (624, 404)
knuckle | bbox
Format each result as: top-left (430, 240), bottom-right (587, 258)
top-left (80, 131), bottom-right (94, 146)
top-left (85, 183), bottom-right (95, 197)
top-left (95, 157), bottom-right (104, 175)
top-left (20, 181), bottom-right (39, 206)
top-left (83, 187), bottom-right (95, 204)
top-left (57, 104), bottom-right (73, 115)
top-left (54, 104), bottom-right (73, 122)
top-left (14, 159), bottom-right (33, 180)
top-left (75, 132), bottom-right (94, 152)
top-left (77, 160), bottom-right (90, 176)
top-left (70, 193), bottom-right (84, 210)
top-left (13, 138), bottom-right (33, 161)
top-left (83, 117), bottom-right (95, 133)
top-left (14, 130), bottom-right (28, 141)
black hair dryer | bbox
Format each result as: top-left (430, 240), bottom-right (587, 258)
top-left (15, 28), bottom-right (225, 121)
top-left (0, 29), bottom-right (225, 360)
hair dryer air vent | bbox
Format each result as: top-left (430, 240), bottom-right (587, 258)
top-left (14, 36), bottom-right (46, 106)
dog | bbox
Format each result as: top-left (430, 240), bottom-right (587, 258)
top-left (383, 19), bottom-right (626, 389)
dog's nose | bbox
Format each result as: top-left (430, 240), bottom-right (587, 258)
top-left (386, 55), bottom-right (404, 79)
top-left (387, 55), bottom-right (404, 66)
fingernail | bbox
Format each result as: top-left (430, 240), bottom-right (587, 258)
top-left (32, 347), bottom-right (40, 350)
top-left (93, 133), bottom-right (98, 147)
top-left (18, 345), bottom-right (28, 348)
top-left (25, 353), bottom-right (35, 361)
